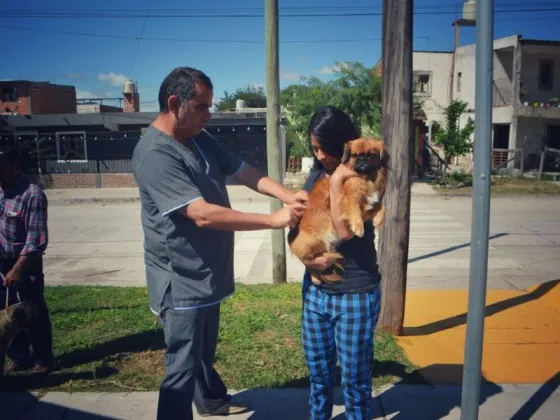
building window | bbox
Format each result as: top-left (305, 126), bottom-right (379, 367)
top-left (2, 87), bottom-right (18, 102)
top-left (457, 72), bottom-right (462, 93)
top-left (413, 71), bottom-right (431, 96)
top-left (56, 131), bottom-right (88, 161)
top-left (538, 59), bottom-right (554, 91)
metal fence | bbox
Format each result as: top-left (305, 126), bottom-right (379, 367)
top-left (538, 147), bottom-right (560, 179)
top-left (1, 126), bottom-right (272, 176)
top-left (0, 131), bottom-right (141, 174)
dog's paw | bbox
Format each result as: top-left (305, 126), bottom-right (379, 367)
top-left (349, 218), bottom-right (365, 237)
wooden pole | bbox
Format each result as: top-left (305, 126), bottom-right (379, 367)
top-left (265, 0), bottom-right (286, 284)
top-left (378, 0), bottom-right (413, 335)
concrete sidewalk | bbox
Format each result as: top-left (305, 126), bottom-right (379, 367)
top-left (2, 383), bottom-right (559, 419)
top-left (43, 182), bottom-right (438, 205)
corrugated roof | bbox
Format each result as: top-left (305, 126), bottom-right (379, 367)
top-left (3, 110), bottom-right (280, 131)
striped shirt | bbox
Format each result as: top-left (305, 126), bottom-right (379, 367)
top-left (0, 176), bottom-right (48, 260)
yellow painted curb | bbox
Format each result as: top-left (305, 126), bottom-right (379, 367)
top-left (396, 280), bottom-right (560, 384)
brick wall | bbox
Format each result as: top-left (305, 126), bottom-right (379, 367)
top-left (29, 84), bottom-right (77, 114)
top-left (123, 93), bottom-right (140, 112)
top-left (26, 173), bottom-right (137, 189)
top-left (0, 81), bottom-right (31, 114)
top-left (0, 81), bottom-right (76, 115)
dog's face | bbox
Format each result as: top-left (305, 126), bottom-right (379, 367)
top-left (341, 138), bottom-right (389, 176)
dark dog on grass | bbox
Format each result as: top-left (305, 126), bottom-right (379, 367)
top-left (0, 292), bottom-right (38, 383)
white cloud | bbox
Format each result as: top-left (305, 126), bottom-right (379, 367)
top-left (250, 83), bottom-right (265, 90)
top-left (98, 72), bottom-right (129, 88)
top-left (75, 89), bottom-right (98, 99)
top-left (280, 70), bottom-right (303, 81)
top-left (75, 89), bottom-right (114, 99)
top-left (317, 62), bottom-right (351, 75)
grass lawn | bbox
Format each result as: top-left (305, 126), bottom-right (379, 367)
top-left (435, 177), bottom-right (560, 195)
top-left (3, 284), bottom-right (416, 393)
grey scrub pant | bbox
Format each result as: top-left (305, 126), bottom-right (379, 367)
top-left (156, 290), bottom-right (228, 420)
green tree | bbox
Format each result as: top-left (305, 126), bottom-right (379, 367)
top-left (432, 99), bottom-right (475, 164)
top-left (280, 61), bottom-right (383, 157)
top-left (215, 85), bottom-right (267, 111)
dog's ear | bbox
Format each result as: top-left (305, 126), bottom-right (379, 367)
top-left (341, 143), bottom-right (351, 164)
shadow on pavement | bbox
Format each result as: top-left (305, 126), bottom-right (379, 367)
top-left (408, 232), bottom-right (509, 264)
top-left (511, 371), bottom-right (560, 420)
top-left (1, 391), bottom-right (117, 420)
top-left (403, 278), bottom-right (560, 336)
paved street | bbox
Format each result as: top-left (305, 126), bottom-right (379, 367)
top-left (43, 188), bottom-right (560, 290)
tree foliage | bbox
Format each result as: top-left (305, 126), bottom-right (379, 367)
top-left (215, 85), bottom-right (267, 111)
top-left (280, 61), bottom-right (382, 157)
top-left (431, 100), bottom-right (475, 163)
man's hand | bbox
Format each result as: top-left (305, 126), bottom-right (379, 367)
top-left (3, 267), bottom-right (22, 287)
top-left (288, 190), bottom-right (308, 206)
top-left (269, 202), bottom-right (306, 229)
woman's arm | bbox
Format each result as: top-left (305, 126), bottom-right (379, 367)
top-left (329, 165), bottom-right (359, 241)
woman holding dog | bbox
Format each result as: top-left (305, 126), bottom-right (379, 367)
top-left (298, 106), bottom-right (382, 420)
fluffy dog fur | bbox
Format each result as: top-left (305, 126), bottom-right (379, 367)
top-left (287, 138), bottom-right (389, 284)
top-left (0, 290), bottom-right (38, 383)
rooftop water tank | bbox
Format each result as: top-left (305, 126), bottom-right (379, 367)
top-left (124, 80), bottom-right (137, 95)
top-left (236, 99), bottom-right (246, 109)
top-left (462, 0), bottom-right (476, 22)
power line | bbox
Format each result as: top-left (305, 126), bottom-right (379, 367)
top-left (0, 24), bottom-right (433, 44)
top-left (127, 0), bottom-right (154, 78)
top-left (1, 2), bottom-right (558, 13)
top-left (1, 7), bottom-right (559, 18)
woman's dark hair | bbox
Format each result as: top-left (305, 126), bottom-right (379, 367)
top-left (307, 106), bottom-right (360, 170)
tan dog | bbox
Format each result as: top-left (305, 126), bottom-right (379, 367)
top-left (287, 138), bottom-right (389, 284)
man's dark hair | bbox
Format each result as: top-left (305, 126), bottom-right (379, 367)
top-left (158, 67), bottom-right (213, 113)
top-left (0, 146), bottom-right (22, 164)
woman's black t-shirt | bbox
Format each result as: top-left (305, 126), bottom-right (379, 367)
top-left (300, 169), bottom-right (381, 294)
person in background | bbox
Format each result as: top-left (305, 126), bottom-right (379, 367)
top-left (0, 147), bottom-right (53, 375)
top-left (132, 67), bottom-right (307, 420)
top-left (296, 106), bottom-right (382, 420)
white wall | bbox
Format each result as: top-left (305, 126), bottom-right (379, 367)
top-left (412, 51), bottom-right (453, 127)
top-left (493, 106), bottom-right (514, 124)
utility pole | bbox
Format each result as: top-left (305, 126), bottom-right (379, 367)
top-left (378, 0), bottom-right (413, 335)
top-left (461, 0), bottom-right (494, 418)
top-left (265, 0), bottom-right (286, 284)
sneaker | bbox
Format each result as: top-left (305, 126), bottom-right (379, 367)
top-left (198, 402), bottom-right (250, 417)
top-left (31, 363), bottom-right (52, 375)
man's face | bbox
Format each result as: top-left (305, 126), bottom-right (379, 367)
top-left (170, 83), bottom-right (213, 138)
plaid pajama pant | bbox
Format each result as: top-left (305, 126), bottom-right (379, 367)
top-left (302, 284), bottom-right (381, 420)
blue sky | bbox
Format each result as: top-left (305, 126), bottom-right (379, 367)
top-left (1, 0), bottom-right (559, 111)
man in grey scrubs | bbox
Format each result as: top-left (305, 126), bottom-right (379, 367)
top-left (132, 67), bottom-right (307, 420)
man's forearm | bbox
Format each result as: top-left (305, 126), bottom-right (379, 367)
top-left (236, 165), bottom-right (294, 204)
top-left (255, 176), bottom-right (294, 204)
top-left (184, 201), bottom-right (273, 231)
top-left (10, 253), bottom-right (36, 276)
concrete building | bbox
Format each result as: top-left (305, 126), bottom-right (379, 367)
top-left (0, 80), bottom-right (77, 115)
top-left (410, 35), bottom-right (560, 171)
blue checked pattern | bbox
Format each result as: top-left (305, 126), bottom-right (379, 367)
top-left (302, 285), bottom-right (381, 420)
top-left (0, 176), bottom-right (48, 260)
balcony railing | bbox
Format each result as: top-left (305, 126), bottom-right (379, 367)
top-left (519, 75), bottom-right (560, 107)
